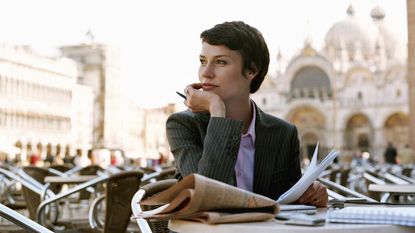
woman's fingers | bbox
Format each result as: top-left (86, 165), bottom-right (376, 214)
top-left (297, 181), bottom-right (328, 207)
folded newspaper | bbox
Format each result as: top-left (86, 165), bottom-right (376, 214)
top-left (134, 174), bottom-right (279, 224)
top-left (134, 143), bottom-right (337, 224)
top-left (277, 142), bottom-right (339, 204)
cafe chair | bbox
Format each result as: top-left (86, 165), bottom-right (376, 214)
top-left (77, 165), bottom-right (104, 201)
top-left (141, 167), bottom-right (176, 185)
top-left (0, 203), bottom-right (54, 233)
top-left (49, 164), bottom-right (73, 173)
top-left (36, 170), bottom-right (143, 232)
top-left (18, 167), bottom-right (59, 220)
top-left (131, 179), bottom-right (177, 233)
top-left (0, 168), bottom-right (26, 211)
top-left (362, 172), bottom-right (387, 202)
top-left (88, 170), bottom-right (144, 233)
top-left (318, 177), bottom-right (377, 203)
top-left (401, 165), bottom-right (413, 178)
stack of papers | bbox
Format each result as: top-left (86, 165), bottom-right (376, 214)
top-left (277, 142), bottom-right (339, 204)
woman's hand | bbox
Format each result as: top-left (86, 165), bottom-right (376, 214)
top-left (184, 83), bottom-right (225, 117)
top-left (295, 181), bottom-right (328, 207)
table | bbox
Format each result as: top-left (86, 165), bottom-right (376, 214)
top-left (368, 184), bottom-right (415, 203)
top-left (369, 184), bottom-right (415, 194)
top-left (168, 208), bottom-right (415, 233)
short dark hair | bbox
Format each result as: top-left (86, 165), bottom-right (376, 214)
top-left (200, 21), bottom-right (270, 93)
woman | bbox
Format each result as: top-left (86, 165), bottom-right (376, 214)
top-left (166, 21), bottom-right (327, 207)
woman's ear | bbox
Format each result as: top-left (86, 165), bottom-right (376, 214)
top-left (246, 63), bottom-right (259, 80)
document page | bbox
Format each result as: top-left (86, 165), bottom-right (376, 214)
top-left (277, 143), bottom-right (338, 204)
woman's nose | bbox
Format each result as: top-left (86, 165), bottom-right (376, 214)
top-left (200, 64), bottom-right (214, 79)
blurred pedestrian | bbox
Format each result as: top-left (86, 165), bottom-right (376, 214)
top-left (384, 142), bottom-right (397, 164)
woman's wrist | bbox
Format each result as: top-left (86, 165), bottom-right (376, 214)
top-left (209, 96), bottom-right (225, 117)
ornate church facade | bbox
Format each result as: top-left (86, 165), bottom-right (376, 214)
top-left (252, 5), bottom-right (409, 162)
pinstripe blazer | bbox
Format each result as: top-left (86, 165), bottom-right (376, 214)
top-left (166, 102), bottom-right (301, 200)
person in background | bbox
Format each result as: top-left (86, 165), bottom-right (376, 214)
top-left (166, 21), bottom-right (328, 207)
top-left (63, 152), bottom-right (72, 165)
top-left (384, 142), bottom-right (397, 164)
top-left (87, 149), bottom-right (97, 165)
top-left (110, 152), bottom-right (117, 166)
top-left (45, 151), bottom-right (54, 165)
top-left (72, 149), bottom-right (83, 166)
top-left (29, 150), bottom-right (40, 166)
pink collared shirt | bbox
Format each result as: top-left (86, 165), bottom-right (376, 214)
top-left (235, 104), bottom-right (256, 192)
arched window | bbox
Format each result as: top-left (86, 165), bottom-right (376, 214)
top-left (291, 66), bottom-right (331, 99)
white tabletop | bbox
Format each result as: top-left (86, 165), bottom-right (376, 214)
top-left (369, 184), bottom-right (415, 194)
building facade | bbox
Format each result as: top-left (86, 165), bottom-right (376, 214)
top-left (0, 44), bottom-right (93, 160)
top-left (142, 103), bottom-right (177, 160)
top-left (60, 43), bottom-right (175, 160)
top-left (252, 5), bottom-right (409, 162)
top-left (61, 43), bottom-right (125, 149)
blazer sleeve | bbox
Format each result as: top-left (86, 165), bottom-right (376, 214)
top-left (166, 112), bottom-right (243, 185)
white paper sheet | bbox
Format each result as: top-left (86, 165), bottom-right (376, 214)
top-left (277, 142), bottom-right (338, 204)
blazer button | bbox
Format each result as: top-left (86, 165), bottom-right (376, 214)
top-left (231, 139), bottom-right (239, 147)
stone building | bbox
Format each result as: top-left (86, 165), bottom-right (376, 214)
top-left (61, 43), bottom-right (175, 160)
top-left (0, 44), bottom-right (93, 160)
top-left (61, 43), bottom-right (125, 149)
top-left (252, 4), bottom-right (409, 162)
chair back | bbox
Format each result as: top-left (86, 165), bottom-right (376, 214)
top-left (78, 165), bottom-right (103, 200)
top-left (79, 165), bottom-right (103, 176)
top-left (49, 164), bottom-right (73, 173)
top-left (402, 167), bottom-right (413, 178)
top-left (329, 166), bottom-right (339, 183)
top-left (363, 172), bottom-right (385, 201)
top-left (339, 166), bottom-right (351, 187)
top-left (157, 167), bottom-right (176, 180)
top-left (20, 166), bottom-right (50, 219)
top-left (103, 170), bottom-right (143, 233)
top-left (318, 177), bottom-right (377, 202)
top-left (0, 203), bottom-right (54, 233)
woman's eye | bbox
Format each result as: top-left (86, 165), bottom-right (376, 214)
top-left (199, 59), bottom-right (206, 65)
top-left (216, 60), bottom-right (226, 65)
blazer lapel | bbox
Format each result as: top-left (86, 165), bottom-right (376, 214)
top-left (253, 105), bottom-right (284, 197)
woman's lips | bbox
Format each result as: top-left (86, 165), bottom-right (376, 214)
top-left (202, 83), bottom-right (217, 91)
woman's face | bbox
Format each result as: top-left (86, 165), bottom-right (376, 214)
top-left (198, 42), bottom-right (254, 102)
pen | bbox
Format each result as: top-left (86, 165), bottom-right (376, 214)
top-left (176, 91), bottom-right (186, 100)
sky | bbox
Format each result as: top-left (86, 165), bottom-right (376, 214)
top-left (0, 0), bottom-right (408, 108)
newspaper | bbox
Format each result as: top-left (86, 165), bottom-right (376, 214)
top-left (277, 142), bottom-right (339, 204)
top-left (134, 174), bottom-right (279, 224)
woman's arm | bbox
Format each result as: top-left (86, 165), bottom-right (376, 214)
top-left (166, 113), bottom-right (243, 185)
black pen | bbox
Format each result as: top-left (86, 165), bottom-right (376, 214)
top-left (176, 91), bottom-right (186, 100)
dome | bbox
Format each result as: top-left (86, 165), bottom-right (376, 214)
top-left (370, 5), bottom-right (385, 20)
top-left (371, 5), bottom-right (402, 60)
top-left (324, 4), bottom-right (377, 60)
